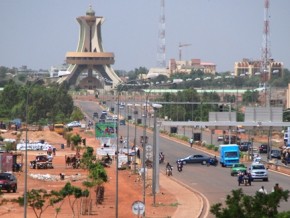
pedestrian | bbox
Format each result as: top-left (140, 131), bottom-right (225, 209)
top-left (136, 148), bottom-right (140, 159)
top-left (258, 186), bottom-right (268, 194)
top-left (272, 183), bottom-right (282, 192)
top-left (189, 138), bottom-right (194, 148)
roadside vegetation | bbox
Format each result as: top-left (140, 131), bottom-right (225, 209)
top-left (210, 188), bottom-right (290, 218)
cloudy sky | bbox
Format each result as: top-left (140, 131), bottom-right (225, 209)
top-left (0, 0), bottom-right (289, 72)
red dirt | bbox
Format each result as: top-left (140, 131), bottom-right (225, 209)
top-left (0, 127), bottom-right (177, 218)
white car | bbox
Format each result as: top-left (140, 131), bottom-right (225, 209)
top-left (249, 163), bottom-right (268, 181)
top-left (66, 121), bottom-right (81, 128)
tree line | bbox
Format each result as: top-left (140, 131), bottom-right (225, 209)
top-left (0, 80), bottom-right (75, 125)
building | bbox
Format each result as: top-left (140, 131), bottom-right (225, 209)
top-left (169, 58), bottom-right (216, 75)
top-left (234, 58), bottom-right (283, 81)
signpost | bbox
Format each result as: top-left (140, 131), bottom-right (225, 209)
top-left (132, 201), bottom-right (145, 217)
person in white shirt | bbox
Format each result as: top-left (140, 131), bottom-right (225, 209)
top-left (258, 186), bottom-right (268, 194)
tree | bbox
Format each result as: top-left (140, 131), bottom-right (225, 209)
top-left (210, 188), bottom-right (290, 218)
top-left (70, 134), bottom-right (82, 150)
top-left (16, 189), bottom-right (60, 218)
top-left (242, 90), bottom-right (259, 106)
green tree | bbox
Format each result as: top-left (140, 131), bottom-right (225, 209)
top-left (210, 188), bottom-right (289, 218)
top-left (16, 189), bottom-right (59, 218)
top-left (242, 90), bottom-right (259, 106)
top-left (70, 134), bottom-right (82, 150)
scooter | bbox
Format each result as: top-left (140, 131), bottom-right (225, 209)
top-left (207, 157), bottom-right (218, 167)
top-left (166, 166), bottom-right (173, 176)
top-left (177, 161), bottom-right (183, 172)
top-left (159, 154), bottom-right (165, 164)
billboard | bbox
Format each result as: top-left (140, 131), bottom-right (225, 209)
top-left (95, 122), bottom-right (117, 138)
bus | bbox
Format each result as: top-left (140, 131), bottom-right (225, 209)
top-left (54, 124), bottom-right (64, 135)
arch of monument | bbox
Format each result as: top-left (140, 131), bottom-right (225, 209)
top-left (64, 6), bottom-right (121, 91)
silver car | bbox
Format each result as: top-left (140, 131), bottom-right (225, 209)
top-left (249, 163), bottom-right (268, 181)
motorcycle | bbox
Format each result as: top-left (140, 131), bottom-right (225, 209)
top-left (177, 161), bottom-right (183, 172)
top-left (238, 173), bottom-right (252, 186)
top-left (166, 166), bottom-right (173, 176)
top-left (159, 153), bottom-right (165, 164)
top-left (207, 157), bottom-right (218, 167)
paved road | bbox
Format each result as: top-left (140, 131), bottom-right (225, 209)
top-left (76, 99), bottom-right (290, 217)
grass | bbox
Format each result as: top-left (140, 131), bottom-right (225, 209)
top-left (152, 202), bottom-right (180, 207)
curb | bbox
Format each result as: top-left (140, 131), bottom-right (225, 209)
top-left (160, 171), bottom-right (210, 218)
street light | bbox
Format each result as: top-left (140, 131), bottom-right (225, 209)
top-left (152, 103), bottom-right (162, 206)
top-left (126, 103), bottom-right (133, 163)
top-left (24, 79), bottom-right (42, 218)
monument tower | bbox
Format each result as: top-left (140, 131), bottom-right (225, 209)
top-left (65, 6), bottom-right (121, 90)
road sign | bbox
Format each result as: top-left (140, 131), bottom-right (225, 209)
top-left (145, 144), bottom-right (152, 152)
top-left (132, 201), bottom-right (145, 215)
top-left (145, 152), bottom-right (153, 159)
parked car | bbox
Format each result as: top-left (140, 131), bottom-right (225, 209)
top-left (0, 172), bottom-right (17, 193)
top-left (270, 149), bottom-right (281, 159)
top-left (66, 121), bottom-right (81, 128)
top-left (259, 144), bottom-right (268, 154)
top-left (217, 136), bottom-right (224, 142)
top-left (231, 163), bottom-right (247, 176)
top-left (177, 154), bottom-right (210, 165)
top-left (248, 163), bottom-right (268, 181)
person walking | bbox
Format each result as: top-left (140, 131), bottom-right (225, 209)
top-left (258, 186), bottom-right (268, 194)
top-left (189, 138), bottom-right (194, 148)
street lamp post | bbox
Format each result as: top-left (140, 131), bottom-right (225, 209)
top-left (142, 101), bottom-right (147, 217)
top-left (152, 103), bottom-right (162, 205)
top-left (126, 103), bottom-right (132, 163)
top-left (115, 90), bottom-right (122, 218)
top-left (24, 79), bottom-right (41, 218)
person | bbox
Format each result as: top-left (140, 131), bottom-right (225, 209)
top-left (273, 183), bottom-right (282, 192)
top-left (247, 171), bottom-right (252, 186)
top-left (258, 186), bottom-right (268, 194)
top-left (238, 171), bottom-right (244, 186)
top-left (166, 162), bottom-right (173, 175)
top-left (159, 152), bottom-right (165, 163)
top-left (136, 148), bottom-right (140, 159)
top-left (120, 136), bottom-right (123, 144)
top-left (52, 147), bottom-right (56, 156)
top-left (177, 160), bottom-right (183, 172)
top-left (189, 138), bottom-right (194, 148)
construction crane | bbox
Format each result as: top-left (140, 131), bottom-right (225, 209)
top-left (179, 43), bottom-right (191, 61)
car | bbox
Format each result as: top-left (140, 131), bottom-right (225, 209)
top-left (259, 144), bottom-right (268, 154)
top-left (271, 149), bottom-right (281, 159)
top-left (239, 141), bottom-right (252, 152)
top-left (177, 154), bottom-right (210, 165)
top-left (231, 163), bottom-right (247, 176)
top-left (0, 172), bottom-right (17, 193)
top-left (66, 121), bottom-right (81, 128)
top-left (93, 112), bottom-right (99, 118)
top-left (217, 136), bottom-right (224, 142)
top-left (119, 119), bottom-right (126, 126)
top-left (249, 163), bottom-right (268, 181)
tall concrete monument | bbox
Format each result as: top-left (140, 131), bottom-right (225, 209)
top-left (65, 6), bottom-right (121, 90)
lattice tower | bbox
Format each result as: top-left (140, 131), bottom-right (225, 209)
top-left (157, 0), bottom-right (166, 68)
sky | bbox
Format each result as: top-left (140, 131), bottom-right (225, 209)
top-left (0, 0), bottom-right (289, 73)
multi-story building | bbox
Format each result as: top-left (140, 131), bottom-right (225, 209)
top-left (169, 58), bottom-right (216, 75)
top-left (234, 58), bottom-right (283, 81)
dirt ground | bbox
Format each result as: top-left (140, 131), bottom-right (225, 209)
top-left (0, 127), bottom-right (177, 218)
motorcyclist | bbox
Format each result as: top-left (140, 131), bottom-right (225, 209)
top-left (238, 171), bottom-right (244, 186)
top-left (177, 160), bottom-right (183, 172)
top-left (159, 152), bottom-right (165, 163)
top-left (247, 171), bottom-right (252, 186)
top-left (166, 162), bottom-right (173, 176)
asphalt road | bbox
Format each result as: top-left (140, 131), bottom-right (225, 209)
top-left (76, 99), bottom-right (290, 217)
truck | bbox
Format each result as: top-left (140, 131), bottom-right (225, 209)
top-left (219, 144), bottom-right (240, 167)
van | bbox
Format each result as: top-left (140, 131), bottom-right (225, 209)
top-left (54, 124), bottom-right (64, 135)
